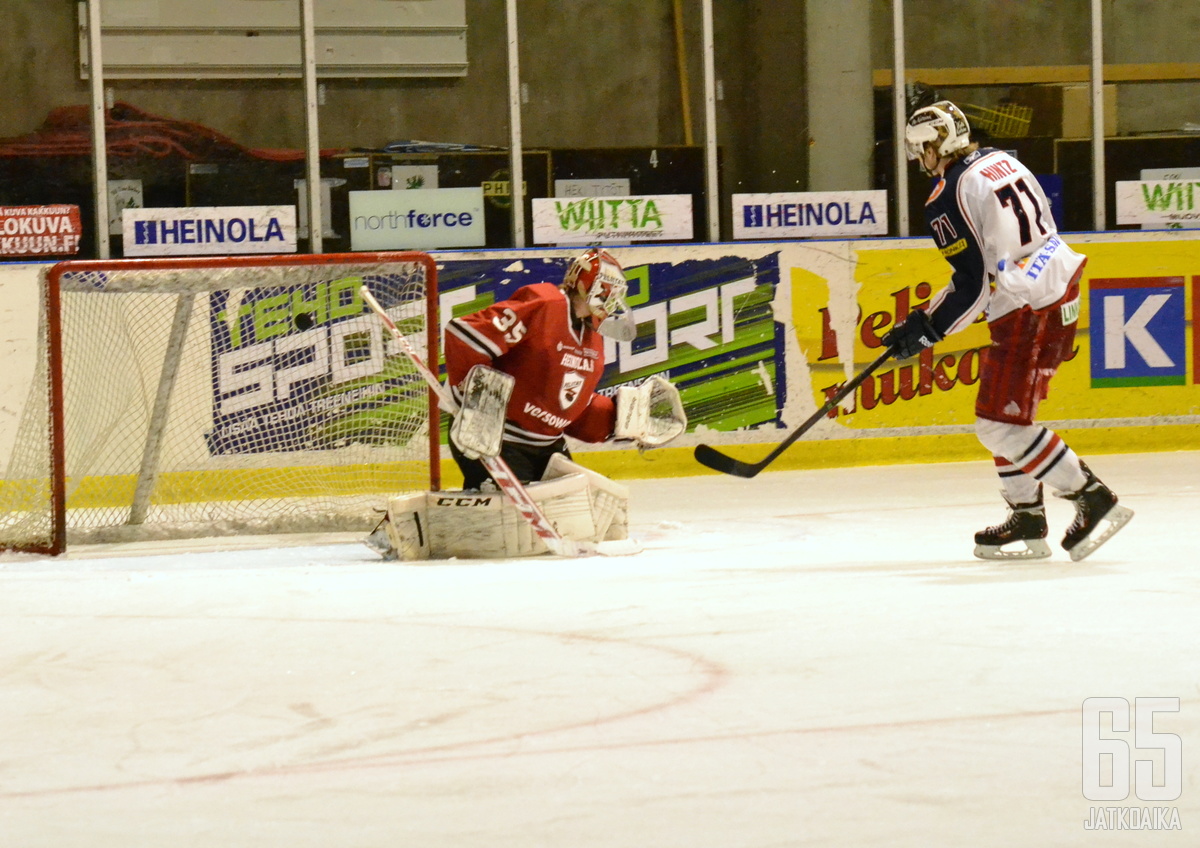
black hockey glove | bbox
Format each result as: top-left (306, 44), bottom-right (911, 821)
top-left (883, 308), bottom-right (943, 360)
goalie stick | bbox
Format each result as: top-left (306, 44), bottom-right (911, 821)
top-left (693, 346), bottom-right (897, 478)
top-left (360, 285), bottom-right (640, 558)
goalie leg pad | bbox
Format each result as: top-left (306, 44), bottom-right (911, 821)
top-left (425, 490), bottom-right (521, 558)
top-left (450, 364), bottom-right (515, 460)
top-left (420, 474), bottom-right (601, 558)
top-left (528, 473), bottom-right (598, 545)
top-left (542, 454), bottom-right (630, 541)
top-left (377, 466), bottom-right (622, 560)
top-left (381, 492), bottom-right (431, 560)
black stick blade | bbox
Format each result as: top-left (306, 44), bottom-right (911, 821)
top-left (693, 444), bottom-right (763, 478)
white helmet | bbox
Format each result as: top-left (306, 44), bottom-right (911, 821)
top-left (563, 248), bottom-right (636, 341)
top-left (904, 101), bottom-right (971, 162)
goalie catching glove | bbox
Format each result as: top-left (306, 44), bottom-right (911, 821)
top-left (613, 375), bottom-right (687, 448)
top-left (450, 364), bottom-right (515, 460)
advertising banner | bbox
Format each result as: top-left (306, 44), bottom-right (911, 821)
top-left (433, 252), bottom-right (786, 433)
top-left (0, 204), bottom-right (83, 257)
top-left (349, 187), bottom-right (485, 250)
top-left (122, 206), bottom-right (296, 257)
top-left (203, 272), bottom-right (427, 456)
top-left (732, 191), bottom-right (887, 240)
top-left (788, 238), bottom-right (1200, 435)
top-left (531, 194), bottom-right (694, 244)
top-left (1116, 180), bottom-right (1200, 228)
top-left (429, 235), bottom-right (1198, 460)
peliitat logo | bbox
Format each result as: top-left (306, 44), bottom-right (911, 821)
top-left (1082, 697), bottom-right (1183, 830)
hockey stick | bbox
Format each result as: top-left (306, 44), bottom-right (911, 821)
top-left (693, 346), bottom-right (897, 478)
top-left (360, 286), bottom-right (638, 558)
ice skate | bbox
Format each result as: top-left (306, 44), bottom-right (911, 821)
top-left (1058, 463), bottom-right (1133, 562)
top-left (973, 488), bottom-right (1052, 560)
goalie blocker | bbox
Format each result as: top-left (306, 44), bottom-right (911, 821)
top-left (367, 455), bottom-right (632, 560)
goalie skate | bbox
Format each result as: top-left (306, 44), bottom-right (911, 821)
top-left (1058, 464), bottom-right (1134, 562)
top-left (973, 491), bottom-right (1052, 561)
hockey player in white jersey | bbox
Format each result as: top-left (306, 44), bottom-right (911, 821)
top-left (883, 101), bottom-right (1132, 561)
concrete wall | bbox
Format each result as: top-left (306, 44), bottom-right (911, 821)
top-left (2, 1), bottom-right (1197, 209)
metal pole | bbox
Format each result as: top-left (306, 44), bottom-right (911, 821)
top-left (85, 0), bottom-right (111, 259)
top-left (505, 0), bottom-right (526, 248)
top-left (300, 0), bottom-right (323, 253)
top-left (673, 0), bottom-right (694, 146)
top-left (1091, 0), bottom-right (1106, 231)
top-left (700, 0), bottom-right (720, 242)
top-left (892, 0), bottom-right (909, 237)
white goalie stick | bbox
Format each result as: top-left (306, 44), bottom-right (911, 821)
top-left (360, 285), bottom-right (641, 558)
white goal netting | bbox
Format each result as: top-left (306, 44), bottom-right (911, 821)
top-left (0, 252), bottom-right (438, 552)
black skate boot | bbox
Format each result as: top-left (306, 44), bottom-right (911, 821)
top-left (973, 487), bottom-right (1051, 560)
top-left (1058, 463), bottom-right (1134, 562)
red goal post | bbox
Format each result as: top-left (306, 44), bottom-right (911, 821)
top-left (0, 251), bottom-right (440, 555)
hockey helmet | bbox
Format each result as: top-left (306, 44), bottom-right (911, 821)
top-left (905, 101), bottom-right (972, 162)
top-left (563, 248), bottom-right (636, 341)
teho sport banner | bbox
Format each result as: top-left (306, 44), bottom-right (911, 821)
top-left (204, 274), bottom-right (427, 456)
top-left (433, 253), bottom-right (786, 434)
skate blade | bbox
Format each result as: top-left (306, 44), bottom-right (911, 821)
top-left (973, 538), bottom-right (1052, 561)
top-left (1067, 504), bottom-right (1135, 562)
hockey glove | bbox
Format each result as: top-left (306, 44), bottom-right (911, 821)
top-left (450, 364), bottom-right (515, 460)
top-left (613, 376), bottom-right (687, 448)
top-left (883, 308), bottom-right (943, 360)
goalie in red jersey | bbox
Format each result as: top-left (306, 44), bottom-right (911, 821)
top-left (364, 249), bottom-right (686, 560)
top-left (443, 248), bottom-right (685, 490)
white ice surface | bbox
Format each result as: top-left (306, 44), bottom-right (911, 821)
top-left (1, 451), bottom-right (1197, 847)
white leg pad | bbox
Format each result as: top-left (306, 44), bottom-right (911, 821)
top-left (424, 490), bottom-right (523, 558)
top-left (542, 454), bottom-right (631, 541)
top-left (414, 473), bottom-right (601, 558)
top-left (528, 473), bottom-right (598, 545)
top-left (383, 492), bottom-right (431, 560)
top-left (380, 464), bottom-right (626, 559)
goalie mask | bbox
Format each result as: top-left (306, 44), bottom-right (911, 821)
top-left (563, 248), bottom-right (636, 342)
top-left (905, 101), bottom-right (971, 173)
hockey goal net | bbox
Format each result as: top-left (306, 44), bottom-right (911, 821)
top-left (0, 251), bottom-right (440, 554)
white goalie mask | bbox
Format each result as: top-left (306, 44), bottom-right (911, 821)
top-left (905, 101), bottom-right (971, 171)
top-left (563, 248), bottom-right (636, 342)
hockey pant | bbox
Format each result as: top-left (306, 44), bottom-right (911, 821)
top-left (974, 279), bottom-right (1087, 502)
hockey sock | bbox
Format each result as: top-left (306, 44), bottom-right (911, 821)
top-left (977, 419), bottom-right (1088, 496)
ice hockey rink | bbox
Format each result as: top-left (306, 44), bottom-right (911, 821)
top-left (1, 449), bottom-right (1197, 847)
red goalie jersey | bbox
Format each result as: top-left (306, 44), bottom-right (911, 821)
top-left (444, 282), bottom-right (617, 447)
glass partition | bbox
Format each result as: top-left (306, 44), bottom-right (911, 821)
top-left (1105, 0), bottom-right (1200, 233)
top-left (3, 0), bottom-right (1200, 259)
top-left (874, 0), bottom-right (1094, 235)
top-left (0, 2), bottom-right (103, 258)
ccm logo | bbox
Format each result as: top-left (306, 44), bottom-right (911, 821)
top-left (435, 496), bottom-right (495, 507)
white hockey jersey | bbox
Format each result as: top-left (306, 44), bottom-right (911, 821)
top-left (921, 147), bottom-right (1087, 336)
